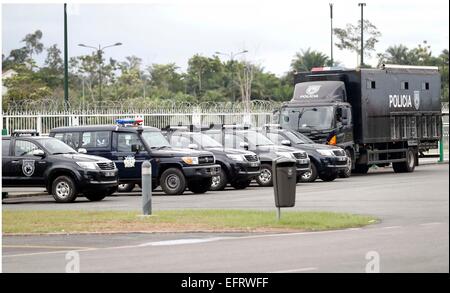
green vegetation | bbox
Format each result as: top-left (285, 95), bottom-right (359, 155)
top-left (2, 26), bottom-right (448, 108)
top-left (3, 209), bottom-right (377, 234)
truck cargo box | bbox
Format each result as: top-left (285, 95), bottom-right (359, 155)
top-left (293, 67), bottom-right (442, 144)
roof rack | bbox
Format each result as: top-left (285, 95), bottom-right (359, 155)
top-left (12, 129), bottom-right (39, 137)
top-left (263, 124), bottom-right (282, 130)
top-left (221, 124), bottom-right (251, 130)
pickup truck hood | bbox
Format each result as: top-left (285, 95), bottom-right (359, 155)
top-left (151, 147), bottom-right (212, 157)
top-left (256, 145), bottom-right (299, 153)
top-left (203, 147), bottom-right (255, 155)
top-left (55, 153), bottom-right (111, 162)
top-left (292, 143), bottom-right (339, 151)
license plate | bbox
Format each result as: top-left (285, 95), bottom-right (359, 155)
top-left (249, 162), bottom-right (260, 167)
top-left (298, 159), bottom-right (308, 164)
top-left (104, 171), bottom-right (115, 177)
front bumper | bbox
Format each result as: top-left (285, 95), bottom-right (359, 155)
top-left (183, 164), bottom-right (221, 179)
top-left (320, 156), bottom-right (348, 171)
top-left (296, 158), bottom-right (311, 175)
top-left (230, 161), bottom-right (261, 181)
top-left (79, 169), bottom-right (119, 190)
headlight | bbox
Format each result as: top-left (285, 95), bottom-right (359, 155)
top-left (317, 149), bottom-right (335, 156)
top-left (226, 154), bottom-right (245, 162)
top-left (275, 152), bottom-right (295, 159)
top-left (76, 162), bottom-right (98, 170)
top-left (182, 156), bottom-right (199, 165)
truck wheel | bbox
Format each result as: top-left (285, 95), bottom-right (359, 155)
top-left (188, 178), bottom-right (212, 194)
top-left (52, 175), bottom-right (77, 203)
top-left (117, 183), bottom-right (135, 193)
top-left (160, 168), bottom-right (186, 195)
top-left (300, 163), bottom-right (318, 182)
top-left (339, 149), bottom-right (352, 178)
top-left (393, 149), bottom-right (416, 173)
top-left (318, 172), bottom-right (338, 182)
top-left (210, 169), bottom-right (227, 191)
top-left (353, 164), bottom-right (369, 174)
top-left (256, 164), bottom-right (273, 187)
top-left (84, 193), bottom-right (106, 202)
top-left (231, 179), bottom-right (251, 190)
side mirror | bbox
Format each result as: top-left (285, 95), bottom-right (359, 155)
top-left (239, 142), bottom-right (249, 150)
top-left (32, 149), bottom-right (45, 157)
top-left (281, 139), bottom-right (291, 146)
top-left (131, 144), bottom-right (143, 153)
top-left (188, 143), bottom-right (199, 150)
top-left (77, 148), bottom-right (87, 154)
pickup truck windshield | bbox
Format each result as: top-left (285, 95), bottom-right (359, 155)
top-left (238, 131), bottom-right (274, 146)
top-left (192, 133), bottom-right (223, 148)
top-left (142, 131), bottom-right (171, 148)
top-left (281, 106), bottom-right (334, 131)
top-left (39, 138), bottom-right (78, 154)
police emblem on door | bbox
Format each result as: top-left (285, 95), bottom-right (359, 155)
top-left (22, 160), bottom-right (35, 176)
top-left (414, 91), bottom-right (420, 110)
top-left (124, 155), bottom-right (136, 168)
top-left (306, 85), bottom-right (321, 95)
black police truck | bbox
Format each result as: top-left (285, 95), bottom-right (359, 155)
top-left (49, 120), bottom-right (220, 195)
top-left (276, 65), bottom-right (442, 174)
top-left (2, 130), bottom-right (118, 202)
top-left (259, 125), bottom-right (348, 182)
top-left (163, 126), bottom-right (261, 190)
top-left (204, 125), bottom-right (310, 187)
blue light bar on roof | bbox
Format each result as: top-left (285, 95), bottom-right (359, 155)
top-left (116, 118), bottom-right (144, 125)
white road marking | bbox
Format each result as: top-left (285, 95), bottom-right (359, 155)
top-left (419, 222), bottom-right (443, 226)
top-left (3, 248), bottom-right (95, 258)
top-left (270, 267), bottom-right (318, 273)
top-left (381, 226), bottom-right (401, 229)
top-left (138, 237), bottom-right (226, 247)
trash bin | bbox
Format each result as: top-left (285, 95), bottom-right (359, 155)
top-left (272, 157), bottom-right (297, 207)
top-left (2, 129), bottom-right (8, 136)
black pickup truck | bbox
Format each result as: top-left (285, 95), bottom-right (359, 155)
top-left (49, 121), bottom-right (220, 195)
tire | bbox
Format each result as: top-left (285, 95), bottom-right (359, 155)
top-left (353, 164), bottom-right (369, 174)
top-left (256, 163), bottom-right (273, 187)
top-left (339, 149), bottom-right (352, 178)
top-left (300, 162), bottom-right (318, 182)
top-left (210, 168), bottom-right (228, 191)
top-left (393, 149), bottom-right (416, 173)
top-left (160, 168), bottom-right (186, 195)
top-left (188, 178), bottom-right (212, 194)
top-left (231, 179), bottom-right (251, 190)
top-left (318, 172), bottom-right (338, 182)
top-left (52, 175), bottom-right (78, 203)
top-left (117, 183), bottom-right (135, 193)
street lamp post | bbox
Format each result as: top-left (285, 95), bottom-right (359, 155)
top-left (215, 50), bottom-right (248, 103)
top-left (78, 42), bottom-right (122, 102)
top-left (358, 3), bottom-right (366, 67)
top-left (329, 3), bottom-right (334, 67)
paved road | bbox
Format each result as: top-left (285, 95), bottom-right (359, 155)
top-left (2, 164), bottom-right (449, 272)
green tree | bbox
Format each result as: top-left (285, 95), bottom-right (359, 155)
top-left (22, 30), bottom-right (44, 60)
top-left (290, 48), bottom-right (330, 72)
top-left (334, 20), bottom-right (381, 66)
top-left (377, 44), bottom-right (410, 66)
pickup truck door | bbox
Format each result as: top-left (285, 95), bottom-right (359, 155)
top-left (10, 139), bottom-right (48, 186)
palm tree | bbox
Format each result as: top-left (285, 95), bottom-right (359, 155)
top-left (384, 45), bottom-right (410, 64)
top-left (290, 48), bottom-right (330, 72)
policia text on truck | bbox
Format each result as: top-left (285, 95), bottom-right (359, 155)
top-left (276, 65), bottom-right (442, 174)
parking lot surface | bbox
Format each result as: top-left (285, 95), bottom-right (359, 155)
top-left (2, 164), bottom-right (449, 272)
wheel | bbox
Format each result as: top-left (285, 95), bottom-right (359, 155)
top-left (300, 162), bottom-right (318, 182)
top-left (353, 164), bottom-right (369, 174)
top-left (318, 172), bottom-right (338, 182)
top-left (231, 179), bottom-right (251, 190)
top-left (393, 149), bottom-right (416, 173)
top-left (117, 183), bottom-right (135, 193)
top-left (339, 149), bottom-right (352, 178)
top-left (160, 168), bottom-right (186, 195)
top-left (256, 163), bottom-right (273, 187)
top-left (188, 178), bottom-right (212, 194)
top-left (210, 168), bottom-right (228, 191)
top-left (52, 175), bottom-right (77, 203)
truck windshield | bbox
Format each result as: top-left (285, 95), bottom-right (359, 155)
top-left (142, 131), bottom-right (171, 148)
top-left (280, 106), bottom-right (334, 131)
top-left (192, 133), bottom-right (223, 148)
top-left (39, 138), bottom-right (78, 154)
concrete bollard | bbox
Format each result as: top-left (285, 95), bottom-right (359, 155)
top-left (141, 160), bottom-right (152, 215)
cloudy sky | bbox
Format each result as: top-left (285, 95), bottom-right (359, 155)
top-left (1, 0), bottom-right (449, 76)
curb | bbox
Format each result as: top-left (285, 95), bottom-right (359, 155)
top-left (3, 192), bottom-right (48, 199)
